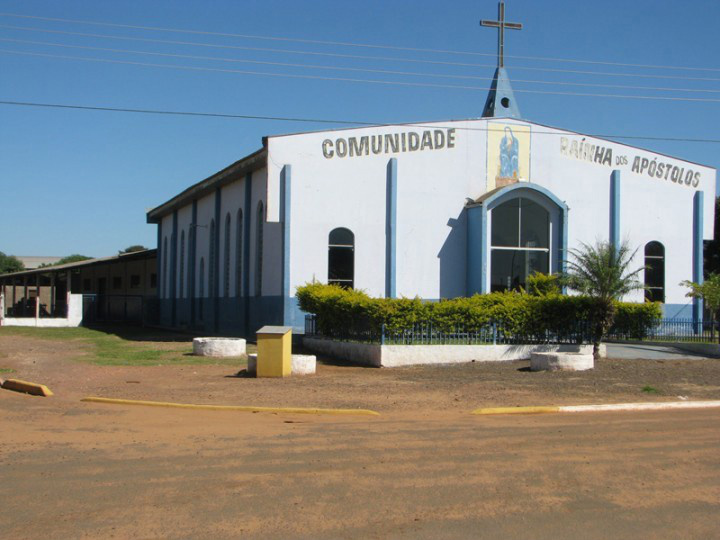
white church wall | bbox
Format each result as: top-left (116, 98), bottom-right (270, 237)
top-left (530, 124), bottom-right (714, 306)
top-left (268, 120), bottom-right (488, 299)
top-left (622, 173), bottom-right (695, 306)
top-left (268, 118), bottom-right (715, 305)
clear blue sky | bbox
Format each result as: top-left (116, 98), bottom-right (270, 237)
top-left (1, 0), bottom-right (718, 257)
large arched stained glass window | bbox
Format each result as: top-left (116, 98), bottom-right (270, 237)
top-left (490, 197), bottom-right (550, 292)
top-left (644, 241), bottom-right (665, 303)
top-left (328, 227), bottom-right (355, 288)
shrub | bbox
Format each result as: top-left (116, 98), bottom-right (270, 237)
top-left (296, 283), bottom-right (661, 341)
top-left (611, 302), bottom-right (663, 339)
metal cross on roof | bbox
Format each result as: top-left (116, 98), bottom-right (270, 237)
top-left (480, 1), bottom-right (523, 68)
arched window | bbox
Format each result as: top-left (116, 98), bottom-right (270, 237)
top-left (255, 201), bottom-right (264, 296)
top-left (198, 257), bottom-right (205, 320)
top-left (179, 230), bottom-right (185, 298)
top-left (209, 219), bottom-right (216, 298)
top-left (224, 213), bottom-right (231, 297)
top-left (235, 209), bottom-right (243, 297)
top-left (490, 197), bottom-right (550, 292)
top-left (328, 228), bottom-right (355, 288)
top-left (163, 236), bottom-right (168, 298)
top-left (645, 241), bottom-right (665, 303)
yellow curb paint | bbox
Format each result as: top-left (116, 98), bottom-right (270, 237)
top-left (472, 400), bottom-right (720, 416)
top-left (1, 379), bottom-right (53, 397)
top-left (472, 406), bottom-right (560, 415)
top-left (81, 397), bottom-right (380, 416)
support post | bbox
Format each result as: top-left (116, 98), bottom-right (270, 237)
top-left (386, 158), bottom-right (397, 298)
top-left (610, 170), bottom-right (621, 250)
top-left (35, 276), bottom-right (40, 321)
top-left (23, 275), bottom-right (28, 317)
top-left (281, 165), bottom-right (293, 327)
top-left (50, 272), bottom-right (56, 317)
top-left (693, 191), bottom-right (704, 326)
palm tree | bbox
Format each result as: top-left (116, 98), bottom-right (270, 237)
top-left (563, 240), bottom-right (645, 359)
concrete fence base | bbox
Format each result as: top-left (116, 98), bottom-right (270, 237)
top-left (303, 337), bottom-right (605, 368)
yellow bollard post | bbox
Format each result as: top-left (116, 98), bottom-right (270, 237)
top-left (256, 326), bottom-right (292, 378)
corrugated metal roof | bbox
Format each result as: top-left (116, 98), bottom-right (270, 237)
top-left (0, 249), bottom-right (157, 279)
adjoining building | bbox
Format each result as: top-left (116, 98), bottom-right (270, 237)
top-left (0, 249), bottom-right (157, 327)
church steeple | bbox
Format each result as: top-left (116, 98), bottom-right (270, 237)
top-left (480, 1), bottom-right (522, 119)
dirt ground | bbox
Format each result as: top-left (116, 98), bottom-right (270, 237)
top-left (1, 331), bottom-right (719, 411)
top-left (1, 329), bottom-right (719, 539)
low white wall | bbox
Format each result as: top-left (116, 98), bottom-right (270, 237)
top-left (303, 338), bottom-right (604, 368)
top-left (1, 294), bottom-right (84, 328)
top-left (67, 294), bottom-right (83, 326)
top-left (302, 338), bottom-right (382, 367)
top-left (381, 343), bottom-right (599, 367)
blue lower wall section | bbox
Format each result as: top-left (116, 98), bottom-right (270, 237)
top-left (662, 303), bottom-right (694, 320)
top-left (158, 296), bottom-right (292, 338)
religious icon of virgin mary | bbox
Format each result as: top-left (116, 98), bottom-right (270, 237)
top-left (499, 126), bottom-right (519, 179)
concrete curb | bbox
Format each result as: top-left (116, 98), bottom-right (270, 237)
top-left (81, 397), bottom-right (380, 416)
top-left (1, 378), bottom-right (53, 397)
top-left (472, 400), bottom-right (720, 416)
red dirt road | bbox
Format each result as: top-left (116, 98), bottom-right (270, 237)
top-left (1, 389), bottom-right (719, 540)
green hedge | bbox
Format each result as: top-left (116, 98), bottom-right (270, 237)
top-left (296, 282), bottom-right (662, 340)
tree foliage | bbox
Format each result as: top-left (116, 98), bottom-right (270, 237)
top-left (682, 273), bottom-right (720, 321)
top-left (0, 251), bottom-right (24, 274)
top-left (119, 245), bottom-right (149, 254)
top-left (562, 241), bottom-right (646, 358)
top-left (56, 254), bottom-right (92, 265)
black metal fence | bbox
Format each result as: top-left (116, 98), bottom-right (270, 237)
top-left (305, 315), bottom-right (592, 345)
top-left (607, 318), bottom-right (718, 343)
top-left (306, 315), bottom-right (718, 345)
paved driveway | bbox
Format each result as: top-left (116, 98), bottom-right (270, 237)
top-left (605, 342), bottom-right (717, 360)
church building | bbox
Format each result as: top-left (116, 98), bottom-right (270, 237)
top-left (146, 3), bottom-right (716, 337)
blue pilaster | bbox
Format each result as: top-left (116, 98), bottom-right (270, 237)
top-left (386, 158), bottom-right (397, 298)
top-left (281, 165), bottom-right (293, 326)
top-left (610, 170), bottom-right (621, 250)
top-left (693, 190), bottom-right (704, 324)
top-left (466, 206), bottom-right (484, 295)
top-left (560, 204), bottom-right (569, 293)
